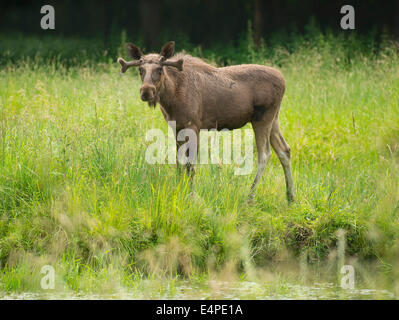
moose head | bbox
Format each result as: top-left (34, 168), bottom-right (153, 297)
top-left (117, 41), bottom-right (183, 107)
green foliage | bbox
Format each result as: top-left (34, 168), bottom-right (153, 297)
top-left (1, 28), bottom-right (399, 297)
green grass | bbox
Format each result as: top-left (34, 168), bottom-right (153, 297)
top-left (0, 29), bottom-right (399, 298)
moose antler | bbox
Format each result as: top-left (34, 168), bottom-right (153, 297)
top-left (161, 58), bottom-right (184, 71)
top-left (117, 56), bottom-right (184, 75)
top-left (117, 57), bottom-right (140, 74)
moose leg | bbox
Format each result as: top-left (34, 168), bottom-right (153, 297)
top-left (270, 119), bottom-right (295, 202)
top-left (176, 139), bottom-right (185, 174)
top-left (186, 125), bottom-right (199, 174)
top-left (249, 119), bottom-right (273, 198)
top-left (176, 125), bottom-right (199, 175)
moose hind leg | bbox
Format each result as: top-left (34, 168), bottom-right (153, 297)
top-left (249, 120), bottom-right (273, 198)
top-left (270, 119), bottom-right (295, 202)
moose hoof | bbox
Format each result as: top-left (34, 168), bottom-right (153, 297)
top-left (247, 192), bottom-right (256, 205)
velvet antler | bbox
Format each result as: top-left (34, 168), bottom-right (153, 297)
top-left (161, 58), bottom-right (183, 71)
top-left (117, 57), bottom-right (141, 74)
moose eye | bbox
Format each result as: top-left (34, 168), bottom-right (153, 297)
top-left (158, 68), bottom-right (163, 75)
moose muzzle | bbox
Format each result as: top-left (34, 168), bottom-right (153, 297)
top-left (140, 84), bottom-right (156, 102)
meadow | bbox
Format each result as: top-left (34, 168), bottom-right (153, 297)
top-left (0, 28), bottom-right (399, 298)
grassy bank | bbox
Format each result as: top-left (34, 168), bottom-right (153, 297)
top-left (0, 30), bottom-right (399, 297)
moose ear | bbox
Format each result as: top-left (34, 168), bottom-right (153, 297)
top-left (160, 41), bottom-right (175, 59)
top-left (126, 43), bottom-right (143, 60)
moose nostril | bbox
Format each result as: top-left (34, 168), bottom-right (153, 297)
top-left (140, 86), bottom-right (155, 101)
top-left (141, 90), bottom-right (153, 101)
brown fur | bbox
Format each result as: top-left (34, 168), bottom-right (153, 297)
top-left (123, 42), bottom-right (295, 202)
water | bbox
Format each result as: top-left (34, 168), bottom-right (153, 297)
top-left (0, 280), bottom-right (396, 300)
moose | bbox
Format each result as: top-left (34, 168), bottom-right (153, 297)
top-left (117, 41), bottom-right (295, 202)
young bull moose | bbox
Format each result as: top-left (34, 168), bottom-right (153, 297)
top-left (117, 41), bottom-right (295, 202)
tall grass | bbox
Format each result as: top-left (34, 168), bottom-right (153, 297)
top-left (0, 28), bottom-right (399, 297)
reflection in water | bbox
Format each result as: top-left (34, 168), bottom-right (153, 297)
top-left (0, 281), bottom-right (396, 300)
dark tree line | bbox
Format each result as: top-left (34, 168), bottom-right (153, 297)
top-left (1, 0), bottom-right (399, 50)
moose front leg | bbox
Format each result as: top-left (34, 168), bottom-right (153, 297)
top-left (176, 125), bottom-right (199, 175)
top-left (175, 139), bottom-right (185, 174)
